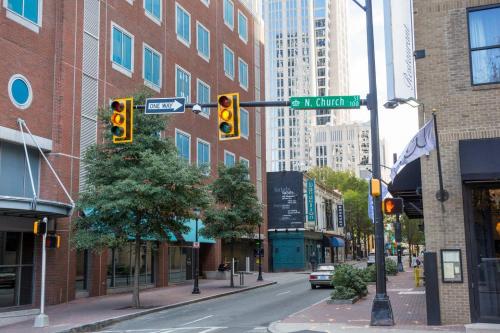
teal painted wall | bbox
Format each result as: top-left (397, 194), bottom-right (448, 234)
top-left (269, 231), bottom-right (305, 271)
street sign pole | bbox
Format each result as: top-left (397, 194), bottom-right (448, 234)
top-left (363, 0), bottom-right (394, 326)
top-left (34, 217), bottom-right (49, 327)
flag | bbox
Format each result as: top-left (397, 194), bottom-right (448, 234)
top-left (390, 118), bottom-right (436, 181)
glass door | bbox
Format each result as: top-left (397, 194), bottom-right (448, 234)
top-left (468, 186), bottom-right (500, 323)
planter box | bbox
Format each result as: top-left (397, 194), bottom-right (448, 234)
top-left (327, 296), bottom-right (360, 304)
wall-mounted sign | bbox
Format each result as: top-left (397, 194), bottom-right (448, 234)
top-left (337, 204), bottom-right (345, 228)
top-left (440, 249), bottom-right (463, 283)
top-left (306, 180), bottom-right (316, 222)
top-left (384, 0), bottom-right (416, 101)
top-left (267, 172), bottom-right (304, 229)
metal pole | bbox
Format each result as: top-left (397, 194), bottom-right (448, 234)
top-left (365, 0), bottom-right (394, 326)
top-left (192, 217), bottom-right (200, 294)
top-left (257, 224), bottom-right (263, 281)
top-left (395, 214), bottom-right (404, 272)
top-left (34, 217), bottom-right (49, 327)
top-left (432, 113), bottom-right (448, 202)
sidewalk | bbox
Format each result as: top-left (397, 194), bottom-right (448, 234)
top-left (2, 276), bottom-right (275, 333)
top-left (268, 266), bottom-right (466, 333)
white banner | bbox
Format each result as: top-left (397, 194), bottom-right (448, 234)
top-left (391, 118), bottom-right (436, 181)
top-left (384, 0), bottom-right (416, 101)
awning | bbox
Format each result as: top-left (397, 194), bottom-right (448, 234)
top-left (169, 219), bottom-right (215, 244)
top-left (388, 159), bottom-right (423, 219)
top-left (329, 236), bottom-right (345, 247)
top-left (459, 138), bottom-right (500, 181)
top-left (0, 195), bottom-right (73, 218)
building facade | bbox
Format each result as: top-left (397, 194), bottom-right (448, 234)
top-left (412, 0), bottom-right (500, 325)
top-left (267, 171), bottom-right (345, 271)
top-left (0, 0), bottom-right (266, 313)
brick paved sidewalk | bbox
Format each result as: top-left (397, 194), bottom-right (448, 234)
top-left (270, 266), bottom-right (465, 332)
top-left (2, 276), bottom-right (276, 333)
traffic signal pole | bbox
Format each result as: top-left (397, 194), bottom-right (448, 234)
top-left (364, 0), bottom-right (394, 325)
top-left (34, 217), bottom-right (49, 327)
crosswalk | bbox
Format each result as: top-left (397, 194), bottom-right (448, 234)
top-left (97, 326), bottom-right (268, 333)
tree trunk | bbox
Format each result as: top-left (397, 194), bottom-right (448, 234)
top-left (133, 233), bottom-right (141, 308)
top-left (230, 239), bottom-right (234, 288)
top-left (363, 233), bottom-right (368, 257)
top-left (408, 241), bottom-right (412, 268)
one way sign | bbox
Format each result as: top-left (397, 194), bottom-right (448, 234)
top-left (145, 97), bottom-right (186, 114)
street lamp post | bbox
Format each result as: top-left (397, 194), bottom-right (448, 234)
top-left (257, 223), bottom-right (263, 281)
top-left (192, 208), bottom-right (201, 294)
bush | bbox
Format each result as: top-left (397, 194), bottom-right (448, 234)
top-left (331, 264), bottom-right (367, 299)
top-left (385, 258), bottom-right (398, 276)
top-left (362, 264), bottom-right (377, 282)
top-left (331, 286), bottom-right (357, 300)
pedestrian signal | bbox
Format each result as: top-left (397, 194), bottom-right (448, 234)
top-left (382, 198), bottom-right (403, 215)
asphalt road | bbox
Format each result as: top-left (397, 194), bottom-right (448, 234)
top-left (94, 272), bottom-right (332, 333)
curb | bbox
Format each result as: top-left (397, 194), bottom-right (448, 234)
top-left (56, 281), bottom-right (277, 333)
top-left (267, 321), bottom-right (280, 333)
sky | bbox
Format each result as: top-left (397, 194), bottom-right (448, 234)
top-left (346, 0), bottom-right (419, 167)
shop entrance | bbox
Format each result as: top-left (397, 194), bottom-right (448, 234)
top-left (466, 184), bottom-right (500, 323)
top-left (0, 232), bottom-right (34, 308)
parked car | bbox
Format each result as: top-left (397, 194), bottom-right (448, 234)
top-left (367, 252), bottom-right (376, 266)
top-left (309, 264), bottom-right (335, 289)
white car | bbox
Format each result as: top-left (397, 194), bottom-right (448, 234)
top-left (309, 264), bottom-right (335, 289)
top-left (367, 252), bottom-right (376, 266)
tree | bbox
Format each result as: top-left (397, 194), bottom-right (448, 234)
top-left (73, 90), bottom-right (209, 308)
top-left (201, 163), bottom-right (262, 287)
top-left (401, 216), bottom-right (425, 266)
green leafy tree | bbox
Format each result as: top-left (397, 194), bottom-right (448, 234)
top-left (401, 215), bottom-right (425, 266)
top-left (73, 90), bottom-right (209, 308)
top-left (201, 163), bottom-right (262, 287)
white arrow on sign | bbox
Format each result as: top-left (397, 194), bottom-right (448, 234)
top-left (171, 100), bottom-right (183, 111)
top-left (145, 97), bottom-right (186, 114)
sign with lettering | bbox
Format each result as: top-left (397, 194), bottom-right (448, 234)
top-left (145, 97), bottom-right (185, 114)
top-left (306, 180), bottom-right (316, 222)
top-left (290, 95), bottom-right (360, 109)
top-left (337, 204), bottom-right (345, 228)
top-left (384, 0), bottom-right (416, 101)
top-left (267, 172), bottom-right (304, 229)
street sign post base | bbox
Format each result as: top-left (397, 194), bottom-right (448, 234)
top-left (370, 294), bottom-right (394, 326)
top-left (34, 313), bottom-right (49, 327)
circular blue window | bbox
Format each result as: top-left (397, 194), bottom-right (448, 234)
top-left (8, 74), bottom-right (33, 109)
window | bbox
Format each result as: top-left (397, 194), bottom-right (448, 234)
top-left (238, 10), bottom-right (248, 42)
top-left (196, 79), bottom-right (210, 117)
top-left (175, 65), bottom-right (191, 102)
top-left (5, 0), bottom-right (42, 32)
top-left (112, 23), bottom-right (134, 75)
top-left (238, 58), bottom-right (248, 89)
top-left (144, 0), bottom-right (161, 23)
top-left (223, 45), bottom-right (235, 79)
top-left (8, 74), bottom-right (32, 109)
top-left (196, 22), bottom-right (210, 60)
top-left (468, 5), bottom-right (500, 85)
top-left (175, 3), bottom-right (190, 46)
top-left (197, 139), bottom-right (210, 172)
top-left (240, 157), bottom-right (250, 179)
top-left (0, 142), bottom-right (40, 197)
top-left (223, 0), bottom-right (234, 30)
top-left (143, 44), bottom-right (161, 90)
top-left (175, 129), bottom-right (190, 162)
top-left (224, 151), bottom-right (235, 167)
top-left (240, 108), bottom-right (249, 138)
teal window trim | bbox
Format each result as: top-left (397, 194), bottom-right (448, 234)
top-left (238, 58), bottom-right (248, 90)
top-left (6, 0), bottom-right (41, 28)
top-left (223, 0), bottom-right (234, 30)
top-left (223, 45), bottom-right (234, 79)
top-left (175, 65), bottom-right (191, 103)
top-left (224, 150), bottom-right (235, 167)
top-left (143, 44), bottom-right (162, 89)
top-left (238, 10), bottom-right (248, 43)
top-left (175, 2), bottom-right (191, 47)
top-left (240, 108), bottom-right (249, 139)
top-left (144, 0), bottom-right (161, 23)
top-left (196, 79), bottom-right (210, 117)
top-left (111, 22), bottom-right (134, 74)
top-left (175, 129), bottom-right (191, 163)
top-left (196, 138), bottom-right (210, 173)
top-left (196, 21), bottom-right (210, 61)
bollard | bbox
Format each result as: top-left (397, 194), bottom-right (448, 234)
top-left (414, 267), bottom-right (420, 287)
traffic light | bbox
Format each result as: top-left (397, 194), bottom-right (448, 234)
top-left (382, 198), bottom-right (404, 215)
top-left (110, 97), bottom-right (134, 143)
top-left (46, 234), bottom-right (61, 248)
top-left (217, 93), bottom-right (240, 140)
top-left (33, 220), bottom-right (47, 235)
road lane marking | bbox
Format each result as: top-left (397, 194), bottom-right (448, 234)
top-left (180, 315), bottom-right (214, 326)
top-left (276, 290), bottom-right (291, 296)
top-left (398, 291), bottom-right (425, 295)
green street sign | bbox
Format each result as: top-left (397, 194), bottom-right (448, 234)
top-left (289, 95), bottom-right (361, 109)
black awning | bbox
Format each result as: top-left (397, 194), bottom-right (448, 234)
top-left (388, 159), bottom-right (423, 219)
top-left (460, 138), bottom-right (500, 181)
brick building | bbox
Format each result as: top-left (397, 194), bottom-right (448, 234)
top-left (393, 0), bottom-right (500, 326)
top-left (0, 0), bottom-right (266, 314)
